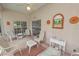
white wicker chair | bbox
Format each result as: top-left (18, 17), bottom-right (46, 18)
top-left (0, 39), bottom-right (17, 56)
top-left (34, 31), bottom-right (45, 44)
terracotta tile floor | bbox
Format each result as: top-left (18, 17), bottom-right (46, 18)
top-left (14, 44), bottom-right (47, 56)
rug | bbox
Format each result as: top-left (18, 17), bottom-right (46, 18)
top-left (14, 44), bottom-right (46, 56)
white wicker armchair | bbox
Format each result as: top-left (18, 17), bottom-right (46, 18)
top-left (34, 31), bottom-right (45, 44)
top-left (0, 39), bottom-right (17, 56)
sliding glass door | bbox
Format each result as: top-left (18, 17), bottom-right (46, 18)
top-left (32, 20), bottom-right (41, 37)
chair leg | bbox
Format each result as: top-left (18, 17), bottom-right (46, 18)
top-left (19, 49), bottom-right (22, 56)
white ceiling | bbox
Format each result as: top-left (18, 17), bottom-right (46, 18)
top-left (1, 3), bottom-right (46, 14)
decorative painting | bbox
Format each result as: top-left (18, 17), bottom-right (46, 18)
top-left (47, 20), bottom-right (50, 24)
top-left (69, 16), bottom-right (79, 24)
top-left (53, 13), bottom-right (64, 29)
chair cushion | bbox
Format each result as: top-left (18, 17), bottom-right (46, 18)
top-left (0, 39), bottom-right (9, 48)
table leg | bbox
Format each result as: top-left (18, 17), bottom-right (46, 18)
top-left (29, 47), bottom-right (31, 54)
top-left (37, 44), bottom-right (38, 47)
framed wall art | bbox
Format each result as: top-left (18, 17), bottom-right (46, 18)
top-left (69, 16), bottom-right (79, 24)
top-left (47, 20), bottom-right (50, 24)
top-left (53, 13), bottom-right (64, 29)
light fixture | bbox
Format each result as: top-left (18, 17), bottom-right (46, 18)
top-left (26, 6), bottom-right (31, 11)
